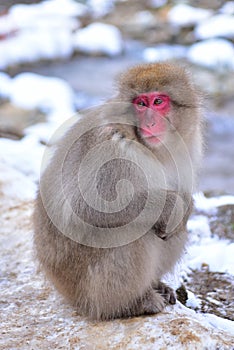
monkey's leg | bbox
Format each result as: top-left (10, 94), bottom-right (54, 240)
top-left (152, 281), bottom-right (176, 305)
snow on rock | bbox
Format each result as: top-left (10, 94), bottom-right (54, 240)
top-left (187, 39), bottom-right (234, 70)
top-left (0, 163), bottom-right (36, 201)
top-left (0, 0), bottom-right (87, 69)
top-left (195, 14), bottom-right (234, 40)
top-left (1, 72), bottom-right (75, 122)
top-left (0, 72), bottom-right (11, 98)
top-left (187, 194), bottom-right (234, 274)
top-left (203, 313), bottom-right (234, 336)
top-left (188, 237), bottom-right (234, 274)
top-left (73, 22), bottom-right (123, 56)
top-left (194, 192), bottom-right (234, 212)
top-left (187, 215), bottom-right (211, 242)
top-left (168, 4), bottom-right (212, 27)
top-left (0, 181), bottom-right (234, 349)
top-left (9, 0), bottom-right (87, 20)
top-left (220, 1), bottom-right (234, 15)
top-left (87, 0), bottom-right (115, 18)
top-left (0, 28), bottom-right (74, 69)
top-left (0, 135), bottom-right (45, 181)
top-left (150, 0), bottom-right (167, 9)
top-left (143, 44), bottom-right (187, 62)
top-left (0, 72), bottom-right (76, 179)
top-left (186, 290), bottom-right (202, 310)
top-left (133, 10), bottom-right (156, 27)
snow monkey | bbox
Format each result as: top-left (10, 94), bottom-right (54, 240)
top-left (34, 63), bottom-right (203, 320)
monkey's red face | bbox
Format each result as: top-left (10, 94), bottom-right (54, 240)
top-left (132, 92), bottom-right (171, 145)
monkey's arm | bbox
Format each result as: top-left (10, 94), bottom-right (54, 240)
top-left (153, 191), bottom-right (193, 241)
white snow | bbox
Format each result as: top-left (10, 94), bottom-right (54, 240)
top-left (150, 0), bottom-right (167, 9)
top-left (7, 73), bottom-right (75, 119)
top-left (204, 313), bottom-right (234, 335)
top-left (0, 162), bottom-right (36, 201)
top-left (188, 236), bottom-right (234, 274)
top-left (168, 4), bottom-right (212, 27)
top-left (186, 290), bottom-right (202, 309)
top-left (0, 72), bottom-right (11, 98)
top-left (186, 193), bottom-right (234, 274)
top-left (0, 0), bottom-right (88, 69)
top-left (0, 135), bottom-right (44, 182)
top-left (87, 0), bottom-right (115, 18)
top-left (9, 0), bottom-right (87, 21)
top-left (220, 1), bottom-right (234, 15)
top-left (73, 22), bottom-right (123, 56)
top-left (187, 39), bottom-right (234, 70)
top-left (0, 72), bottom-right (76, 180)
top-left (143, 44), bottom-right (187, 62)
top-left (187, 215), bottom-right (211, 242)
top-left (194, 192), bottom-right (234, 212)
top-left (195, 14), bottom-right (234, 40)
top-left (133, 11), bottom-right (156, 26)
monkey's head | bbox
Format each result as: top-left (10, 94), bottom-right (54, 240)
top-left (118, 63), bottom-right (201, 148)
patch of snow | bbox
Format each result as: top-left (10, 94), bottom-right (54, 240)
top-left (186, 290), bottom-right (202, 309)
top-left (9, 0), bottom-right (87, 21)
top-left (87, 0), bottom-right (115, 18)
top-left (134, 11), bottom-right (156, 26)
top-left (0, 135), bottom-right (44, 181)
top-left (204, 313), bottom-right (234, 335)
top-left (0, 72), bottom-right (76, 180)
top-left (187, 215), bottom-right (211, 242)
top-left (150, 0), bottom-right (167, 9)
top-left (168, 4), bottom-right (212, 27)
top-left (194, 192), bottom-right (234, 212)
top-left (220, 1), bottom-right (234, 15)
top-left (0, 162), bottom-right (36, 200)
top-left (187, 39), bottom-right (234, 70)
top-left (7, 73), bottom-right (75, 120)
top-left (0, 29), bottom-right (74, 69)
top-left (187, 206), bottom-right (234, 275)
top-left (188, 238), bottom-right (234, 274)
top-left (195, 14), bottom-right (234, 39)
top-left (73, 22), bottom-right (123, 56)
top-left (143, 44), bottom-right (187, 62)
top-left (0, 0), bottom-right (87, 69)
top-left (0, 72), bottom-right (11, 99)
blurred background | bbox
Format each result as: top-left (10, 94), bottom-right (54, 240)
top-left (0, 0), bottom-right (233, 194)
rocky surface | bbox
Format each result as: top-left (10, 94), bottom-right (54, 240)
top-left (0, 165), bottom-right (233, 349)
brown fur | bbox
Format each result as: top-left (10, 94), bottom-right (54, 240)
top-left (33, 63), bottom-right (203, 320)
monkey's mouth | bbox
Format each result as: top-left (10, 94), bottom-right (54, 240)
top-left (140, 130), bottom-right (163, 144)
top-left (144, 135), bottom-right (163, 144)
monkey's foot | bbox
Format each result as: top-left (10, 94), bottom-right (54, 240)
top-left (152, 281), bottom-right (176, 305)
top-left (133, 288), bottom-right (166, 316)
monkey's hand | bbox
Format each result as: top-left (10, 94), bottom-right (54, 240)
top-left (153, 191), bottom-right (193, 241)
top-left (101, 123), bottom-right (137, 141)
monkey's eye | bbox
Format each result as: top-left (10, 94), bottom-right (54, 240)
top-left (137, 101), bottom-right (147, 107)
top-left (154, 98), bottom-right (163, 105)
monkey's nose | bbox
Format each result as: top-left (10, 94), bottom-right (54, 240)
top-left (146, 121), bottom-right (156, 128)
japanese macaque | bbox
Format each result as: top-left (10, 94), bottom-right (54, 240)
top-left (34, 63), bottom-right (203, 320)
